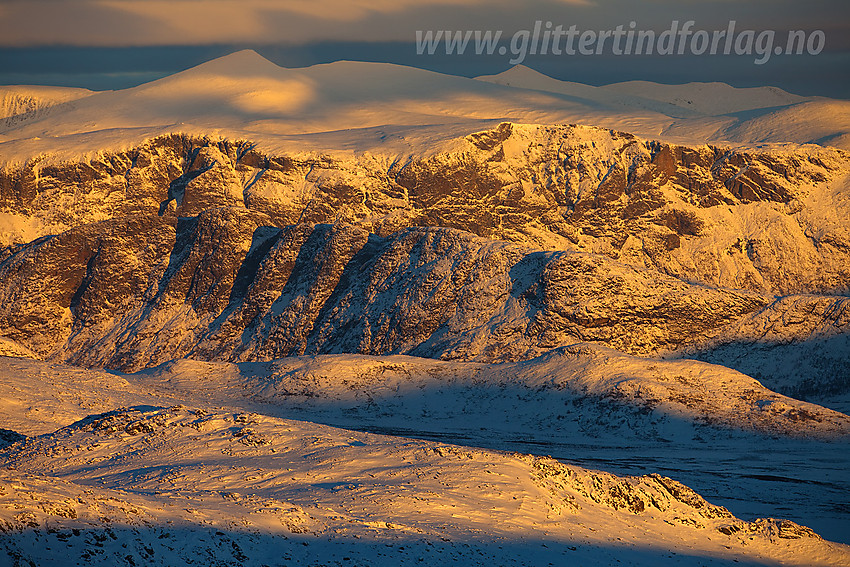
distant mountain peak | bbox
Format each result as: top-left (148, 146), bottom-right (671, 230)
top-left (173, 48), bottom-right (283, 77)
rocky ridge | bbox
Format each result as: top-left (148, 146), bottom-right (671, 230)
top-left (2, 123), bottom-right (848, 295)
top-left (0, 123), bottom-right (848, 395)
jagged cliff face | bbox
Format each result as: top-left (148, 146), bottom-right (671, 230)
top-left (1, 123), bottom-right (849, 375)
top-left (0, 212), bottom-right (769, 370)
top-left (3, 124), bottom-right (848, 295)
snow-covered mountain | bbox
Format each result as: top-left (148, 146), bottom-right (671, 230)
top-left (4, 123), bottom-right (849, 296)
top-left (0, 50), bottom-right (674, 149)
top-left (1, 50), bottom-right (850, 564)
top-left (477, 65), bottom-right (810, 116)
top-left (0, 50), bottom-right (848, 160)
top-left (1, 122), bottom-right (849, 401)
top-left (477, 65), bottom-right (850, 149)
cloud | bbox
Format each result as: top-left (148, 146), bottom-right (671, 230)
top-left (0, 0), bottom-right (593, 46)
top-left (1, 0), bottom-right (846, 49)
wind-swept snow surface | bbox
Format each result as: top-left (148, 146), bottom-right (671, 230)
top-left (1, 353), bottom-right (849, 549)
top-left (0, 85), bottom-right (94, 122)
top-left (477, 65), bottom-right (850, 149)
top-left (1, 50), bottom-right (848, 164)
top-left (0, 401), bottom-right (848, 566)
top-left (123, 345), bottom-right (850, 441)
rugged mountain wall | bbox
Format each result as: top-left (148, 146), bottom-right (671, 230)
top-left (2, 123), bottom-right (849, 296)
top-left (0, 123), bottom-right (848, 382)
top-left (0, 211), bottom-right (774, 370)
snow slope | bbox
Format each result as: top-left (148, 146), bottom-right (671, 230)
top-left (0, 51), bottom-right (673, 152)
top-left (474, 65), bottom-right (707, 118)
top-left (2, 351), bottom-right (849, 545)
top-left (0, 337), bottom-right (35, 359)
top-left (0, 50), bottom-right (847, 168)
top-left (0, 402), bottom-right (847, 566)
top-left (0, 85), bottom-right (94, 121)
top-left (478, 65), bottom-right (850, 149)
top-left (600, 79), bottom-right (808, 115)
top-left (125, 344), bottom-right (850, 442)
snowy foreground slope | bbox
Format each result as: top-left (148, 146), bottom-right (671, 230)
top-left (123, 344), bottom-right (850, 441)
top-left (0, 409), bottom-right (841, 567)
top-left (0, 351), bottom-right (849, 554)
top-left (0, 357), bottom-right (848, 566)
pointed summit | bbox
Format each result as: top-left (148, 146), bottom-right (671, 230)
top-left (172, 49), bottom-right (284, 79)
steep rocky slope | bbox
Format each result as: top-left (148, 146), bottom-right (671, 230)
top-left (3, 124), bottom-right (848, 295)
top-left (0, 212), bottom-right (772, 369)
top-left (1, 124), bottom-right (848, 396)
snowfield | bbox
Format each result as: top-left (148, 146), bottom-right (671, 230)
top-left (1, 49), bottom-right (849, 168)
top-left (0, 351), bottom-right (848, 564)
top-left (0, 399), bottom-right (848, 567)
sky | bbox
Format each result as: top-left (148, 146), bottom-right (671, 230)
top-left (0, 0), bottom-right (847, 98)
